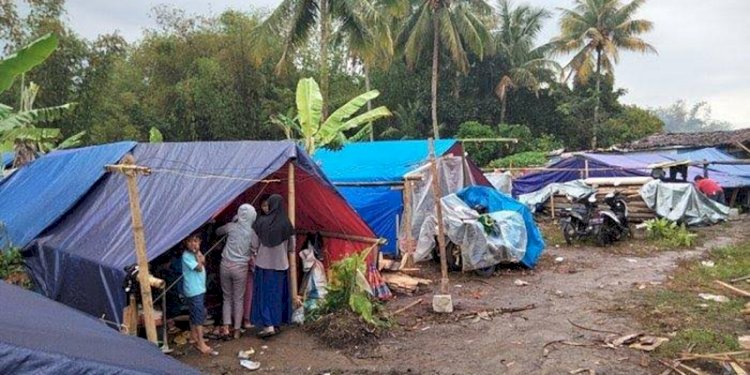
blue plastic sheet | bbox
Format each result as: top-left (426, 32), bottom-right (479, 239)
top-left (338, 186), bottom-right (404, 254)
top-left (25, 141), bottom-right (347, 325)
top-left (0, 142), bottom-right (136, 249)
top-left (1, 152), bottom-right (13, 168)
top-left (0, 280), bottom-right (199, 374)
top-left (314, 139), bottom-right (456, 183)
top-left (456, 186), bottom-right (546, 268)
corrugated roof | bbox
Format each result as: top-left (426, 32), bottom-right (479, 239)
top-left (623, 128), bottom-right (750, 150)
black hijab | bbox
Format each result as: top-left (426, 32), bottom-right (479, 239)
top-left (253, 194), bottom-right (295, 247)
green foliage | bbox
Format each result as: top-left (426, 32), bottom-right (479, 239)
top-left (599, 105), bottom-right (663, 147)
top-left (488, 151), bottom-right (547, 168)
top-left (456, 121), bottom-right (499, 167)
top-left (497, 123), bottom-right (532, 152)
top-left (149, 127), bottom-right (163, 143)
top-left (313, 247), bottom-right (385, 326)
top-left (532, 133), bottom-right (563, 152)
top-left (0, 248), bottom-right (31, 289)
top-left (644, 218), bottom-right (698, 248)
top-left (0, 33), bottom-right (58, 93)
top-left (278, 77), bottom-right (391, 155)
top-left (628, 241), bottom-right (750, 358)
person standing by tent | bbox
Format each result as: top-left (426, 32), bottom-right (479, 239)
top-left (251, 194), bottom-right (296, 338)
top-left (694, 176), bottom-right (726, 204)
top-left (181, 231), bottom-right (217, 355)
top-left (216, 204), bottom-right (258, 339)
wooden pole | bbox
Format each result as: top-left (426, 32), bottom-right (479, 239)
top-left (288, 162), bottom-right (299, 305)
top-left (428, 138), bottom-right (449, 293)
top-left (460, 141), bottom-right (470, 187)
top-left (584, 159), bottom-right (590, 179)
top-left (107, 154), bottom-right (158, 344)
top-left (550, 195), bottom-right (556, 219)
top-left (401, 180), bottom-right (414, 269)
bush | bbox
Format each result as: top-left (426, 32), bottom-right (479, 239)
top-left (0, 248), bottom-right (31, 288)
top-left (310, 247), bottom-right (387, 327)
top-left (497, 123), bottom-right (533, 153)
top-left (456, 121), bottom-right (500, 167)
top-left (488, 151), bottom-right (548, 169)
top-left (644, 218), bottom-right (697, 247)
top-left (532, 133), bottom-right (563, 152)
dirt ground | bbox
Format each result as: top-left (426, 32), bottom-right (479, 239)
top-left (178, 217), bottom-right (749, 375)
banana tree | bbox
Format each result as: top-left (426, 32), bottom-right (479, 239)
top-left (0, 33), bottom-right (84, 167)
top-left (275, 77), bottom-right (392, 155)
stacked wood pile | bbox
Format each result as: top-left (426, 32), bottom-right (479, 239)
top-left (542, 185), bottom-right (657, 223)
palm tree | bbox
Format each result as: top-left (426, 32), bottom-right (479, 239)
top-left (552, 0), bottom-right (656, 149)
top-left (343, 1), bottom-right (404, 140)
top-left (494, 0), bottom-right (559, 124)
top-left (250, 0), bottom-right (376, 119)
top-left (398, 0), bottom-right (492, 139)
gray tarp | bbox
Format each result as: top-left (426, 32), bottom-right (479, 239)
top-left (485, 171), bottom-right (512, 195)
top-left (517, 180), bottom-right (595, 210)
top-left (640, 180), bottom-right (729, 225)
top-left (414, 194), bottom-right (527, 271)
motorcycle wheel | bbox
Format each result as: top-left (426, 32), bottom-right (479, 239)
top-left (474, 265), bottom-right (496, 278)
top-left (444, 241), bottom-right (462, 272)
top-left (561, 220), bottom-right (577, 245)
top-left (596, 221), bottom-right (613, 246)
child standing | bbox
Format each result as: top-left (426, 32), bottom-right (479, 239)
top-left (181, 231), bottom-right (217, 355)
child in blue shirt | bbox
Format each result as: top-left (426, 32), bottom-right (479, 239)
top-left (181, 231), bottom-right (216, 355)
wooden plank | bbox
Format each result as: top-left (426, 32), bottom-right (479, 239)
top-left (429, 138), bottom-right (449, 293)
top-left (288, 163), bottom-right (299, 307)
top-left (120, 154), bottom-right (158, 344)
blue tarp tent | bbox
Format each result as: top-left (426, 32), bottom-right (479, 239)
top-left (456, 186), bottom-right (545, 268)
top-left (0, 280), bottom-right (199, 374)
top-left (0, 142), bottom-right (136, 249)
top-left (315, 140), bottom-right (490, 255)
top-left (25, 141), bottom-right (375, 325)
top-left (512, 147), bottom-right (750, 196)
top-left (2, 152), bottom-right (14, 168)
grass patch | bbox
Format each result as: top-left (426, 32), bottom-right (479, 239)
top-left (623, 241), bottom-right (750, 358)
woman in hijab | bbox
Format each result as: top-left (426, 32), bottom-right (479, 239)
top-left (251, 194), bottom-right (296, 337)
top-left (216, 204), bottom-right (257, 339)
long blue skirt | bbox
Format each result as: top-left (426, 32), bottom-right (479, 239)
top-left (250, 267), bottom-right (291, 327)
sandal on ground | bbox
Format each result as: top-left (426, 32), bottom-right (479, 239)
top-left (257, 327), bottom-right (276, 338)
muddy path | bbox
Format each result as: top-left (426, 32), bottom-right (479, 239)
top-left (178, 218), bottom-right (748, 374)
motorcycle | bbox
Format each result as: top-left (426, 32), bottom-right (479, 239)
top-left (560, 190), bottom-right (630, 246)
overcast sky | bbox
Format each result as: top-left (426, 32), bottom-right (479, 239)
top-left (63, 0), bottom-right (750, 128)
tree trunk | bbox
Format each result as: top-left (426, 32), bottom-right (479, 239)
top-left (431, 15), bottom-right (440, 139)
top-left (592, 48), bottom-right (602, 150)
top-left (319, 0), bottom-right (331, 120)
top-left (500, 94), bottom-right (508, 125)
top-left (364, 63), bottom-right (374, 141)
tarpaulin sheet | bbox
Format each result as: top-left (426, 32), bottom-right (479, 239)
top-left (315, 140), bottom-right (491, 256)
top-left (314, 139), bottom-right (457, 183)
top-left (485, 171), bottom-right (513, 194)
top-left (456, 187), bottom-right (545, 268)
top-left (0, 280), bottom-right (199, 375)
top-left (512, 157), bottom-right (644, 196)
top-left (517, 180), bottom-right (596, 211)
top-left (640, 180), bottom-right (729, 225)
top-left (586, 148), bottom-right (750, 188)
top-left (1, 152), bottom-right (13, 168)
top-left (25, 141), bottom-right (374, 325)
top-left (0, 142), bottom-right (135, 249)
top-left (338, 186), bottom-right (403, 254)
top-left (413, 186), bottom-right (545, 269)
top-left (415, 194), bottom-right (529, 271)
top-left (512, 147), bottom-right (750, 197)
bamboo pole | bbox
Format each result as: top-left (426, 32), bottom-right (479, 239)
top-left (288, 162), bottom-right (299, 306)
top-left (428, 138), bottom-right (449, 293)
top-left (401, 180), bottom-right (415, 269)
top-left (296, 229), bottom-right (385, 245)
top-left (106, 154), bottom-right (158, 344)
top-left (584, 159), bottom-right (590, 179)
